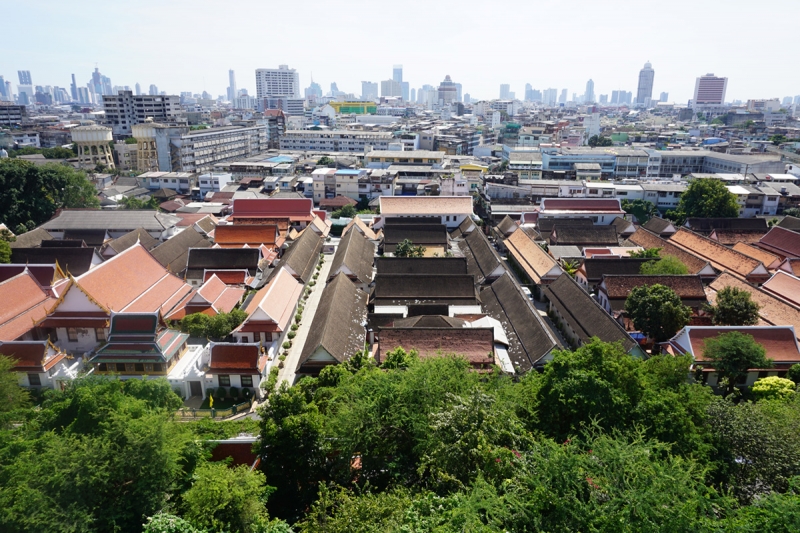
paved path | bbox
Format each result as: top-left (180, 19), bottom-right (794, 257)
top-left (276, 255), bottom-right (333, 387)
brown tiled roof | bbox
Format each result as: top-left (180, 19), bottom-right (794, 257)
top-left (273, 227), bottom-right (323, 283)
top-left (710, 229), bottom-right (766, 246)
top-left (778, 216), bottom-right (800, 231)
top-left (550, 225), bottom-right (618, 246)
top-left (296, 272), bottom-right (367, 374)
top-left (544, 273), bottom-right (637, 352)
top-left (479, 273), bottom-right (558, 371)
top-left (732, 242), bottom-right (779, 269)
top-left (580, 257), bottom-right (652, 284)
top-left (757, 226), bottom-right (800, 259)
top-left (628, 228), bottom-right (710, 275)
top-left (536, 217), bottom-right (592, 240)
top-left (642, 217), bottom-right (675, 235)
top-left (319, 195), bottom-right (357, 209)
top-left (505, 229), bottom-right (562, 284)
top-left (601, 274), bottom-right (707, 301)
top-left (761, 271), bottom-right (800, 307)
top-left (458, 230), bottom-right (504, 283)
top-left (540, 198), bottom-right (623, 212)
top-left (104, 228), bottom-right (159, 255)
top-left (150, 228), bottom-right (212, 274)
top-left (209, 343), bottom-right (261, 374)
top-left (685, 217), bottom-right (768, 234)
top-left (382, 224), bottom-right (449, 252)
top-left (686, 327), bottom-right (800, 364)
top-left (779, 258), bottom-right (800, 276)
top-left (327, 228), bottom-right (375, 285)
top-left (495, 215), bottom-right (518, 236)
top-left (342, 217), bottom-right (379, 241)
top-left (670, 228), bottom-right (765, 279)
top-left (388, 315), bottom-right (468, 328)
top-left (449, 217), bottom-right (477, 239)
top-left (372, 274), bottom-right (477, 305)
top-left (9, 227), bottom-right (53, 248)
top-left (611, 217), bottom-right (635, 235)
top-left (375, 257), bottom-right (467, 275)
top-left (10, 247), bottom-right (96, 276)
top-left (379, 196), bottom-right (473, 216)
top-left (376, 328), bottom-right (494, 366)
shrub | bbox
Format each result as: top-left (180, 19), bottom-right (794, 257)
top-left (172, 387), bottom-right (183, 398)
top-left (229, 386), bottom-right (239, 399)
top-left (282, 342), bottom-right (291, 350)
top-left (295, 313), bottom-right (302, 324)
top-left (287, 331), bottom-right (296, 339)
top-left (291, 323), bottom-right (299, 331)
top-left (278, 361), bottom-right (284, 369)
top-left (309, 281), bottom-right (316, 287)
top-left (205, 387), bottom-right (215, 398)
top-left (215, 387), bottom-right (226, 399)
top-left (279, 354), bottom-right (287, 361)
top-left (313, 273), bottom-right (319, 280)
top-left (242, 387), bottom-right (251, 398)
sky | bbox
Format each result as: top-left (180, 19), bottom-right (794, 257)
top-left (2, 0), bottom-right (798, 104)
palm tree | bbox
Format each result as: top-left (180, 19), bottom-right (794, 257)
top-left (562, 260), bottom-right (580, 278)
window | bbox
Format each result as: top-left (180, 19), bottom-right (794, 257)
top-left (67, 328), bottom-right (78, 342)
top-left (135, 363), bottom-right (144, 372)
top-left (116, 363), bottom-right (126, 372)
top-left (96, 328), bottom-right (107, 342)
top-left (241, 375), bottom-right (253, 387)
top-left (125, 363), bottom-right (136, 373)
top-left (219, 375), bottom-right (231, 387)
top-left (28, 373), bottom-right (41, 386)
top-left (144, 363), bottom-right (154, 372)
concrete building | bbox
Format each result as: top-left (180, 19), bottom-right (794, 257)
top-left (139, 171), bottom-right (195, 193)
top-left (0, 102), bottom-right (26, 126)
top-left (102, 90), bottom-right (181, 136)
top-left (361, 81), bottom-right (378, 100)
top-left (279, 130), bottom-right (393, 152)
top-left (255, 65), bottom-right (300, 98)
top-left (693, 74), bottom-right (727, 106)
top-left (198, 172), bottom-right (233, 197)
top-left (72, 125), bottom-right (115, 170)
top-left (227, 69), bottom-right (237, 102)
top-left (381, 79), bottom-right (402, 97)
top-left (636, 62), bottom-right (654, 105)
top-left (585, 79), bottom-right (595, 103)
top-left (437, 75), bottom-right (458, 104)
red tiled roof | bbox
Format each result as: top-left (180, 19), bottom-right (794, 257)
top-left (376, 328), bottom-right (495, 366)
top-left (203, 270), bottom-right (248, 285)
top-left (320, 195), bottom-right (357, 208)
top-left (670, 228), bottom-right (766, 280)
top-left (214, 224), bottom-right (278, 246)
top-left (540, 198), bottom-right (623, 212)
top-left (757, 226), bottom-right (800, 259)
top-left (231, 198), bottom-right (314, 219)
top-left (762, 271), bottom-right (800, 308)
top-left (688, 327), bottom-right (800, 364)
top-left (0, 272), bottom-right (52, 341)
top-left (209, 343), bottom-right (260, 372)
top-left (175, 213), bottom-right (217, 227)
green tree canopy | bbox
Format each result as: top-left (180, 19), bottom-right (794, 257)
top-left (119, 195), bottom-right (160, 210)
top-left (331, 204), bottom-right (356, 219)
top-left (675, 179), bottom-right (739, 220)
top-left (179, 309), bottom-right (247, 340)
top-left (394, 239), bottom-right (426, 257)
top-left (316, 156), bottom-right (335, 167)
top-left (621, 199), bottom-right (658, 224)
top-left (629, 247), bottom-right (662, 258)
top-left (625, 284), bottom-right (692, 345)
top-left (640, 255), bottom-right (689, 275)
top-left (707, 286), bottom-right (760, 326)
top-left (751, 376), bottom-right (796, 402)
top-left (703, 331), bottom-right (772, 396)
top-left (587, 135), bottom-right (613, 147)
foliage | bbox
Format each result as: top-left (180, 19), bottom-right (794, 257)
top-left (144, 513), bottom-right (203, 533)
top-left (0, 354), bottom-right (30, 418)
top-left (331, 204), bottom-right (356, 219)
top-left (675, 179), bottom-right (739, 220)
top-left (179, 310), bottom-right (247, 340)
top-left (0, 228), bottom-right (16, 243)
top-left (702, 331), bottom-right (772, 396)
top-left (629, 246), bottom-right (662, 258)
top-left (640, 255), bottom-right (689, 274)
top-left (561, 259), bottom-right (580, 278)
top-left (707, 286), bottom-right (761, 326)
top-left (125, 136), bottom-right (139, 145)
top-left (784, 207), bottom-right (800, 218)
top-left (751, 376), bottom-right (796, 401)
top-left (587, 134), bottom-right (613, 147)
top-left (8, 146), bottom-right (76, 159)
top-left (394, 238), bottom-right (426, 258)
top-left (621, 199), bottom-right (658, 224)
top-left (0, 159), bottom-right (100, 230)
top-left (0, 240), bottom-right (10, 264)
top-left (790, 363), bottom-right (800, 384)
top-left (316, 156), bottom-right (335, 167)
top-left (119, 195), bottom-right (160, 210)
top-left (625, 284), bottom-right (692, 344)
top-left (770, 134), bottom-right (788, 145)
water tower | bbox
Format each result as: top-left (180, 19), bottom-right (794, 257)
top-left (71, 125), bottom-right (115, 170)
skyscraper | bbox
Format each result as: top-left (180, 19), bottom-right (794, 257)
top-left (585, 79), bottom-right (595, 103)
top-left (255, 65), bottom-right (300, 98)
top-left (636, 62), bottom-right (655, 105)
top-left (660, 92), bottom-right (669, 102)
top-left (361, 81), bottom-right (378, 100)
top-left (0, 76), bottom-right (5, 100)
top-left (18, 70), bottom-right (32, 85)
top-left (437, 75), bottom-right (458, 104)
top-left (304, 77), bottom-right (322, 99)
top-left (228, 69), bottom-right (237, 101)
top-left (393, 65), bottom-right (403, 83)
top-left (135, 83), bottom-right (141, 96)
top-left (149, 84), bottom-right (158, 95)
top-left (693, 73), bottom-right (727, 105)
top-left (558, 89), bottom-right (567, 104)
top-left (380, 79), bottom-right (402, 98)
top-left (499, 84), bottom-right (511, 99)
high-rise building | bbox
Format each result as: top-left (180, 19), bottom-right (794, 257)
top-left (69, 74), bottom-right (78, 101)
top-left (543, 88), bottom-right (558, 106)
top-left (455, 83), bottom-right (462, 103)
top-left (393, 65), bottom-right (403, 83)
top-left (361, 81), bottom-right (378, 100)
top-left (558, 89), bottom-right (567, 104)
top-left (0, 76), bottom-right (6, 100)
top-left (102, 90), bottom-right (181, 136)
top-left (499, 84), bottom-right (511, 99)
top-left (149, 84), bottom-right (158, 95)
top-left (693, 73), bottom-right (728, 105)
top-left (135, 83), bottom-right (141, 96)
top-left (636, 62), bottom-right (655, 105)
top-left (410, 88), bottom-right (416, 102)
top-left (660, 92), bottom-right (669, 102)
top-left (380, 79), bottom-right (402, 98)
top-left (18, 70), bottom-right (32, 85)
top-left (437, 75), bottom-right (458, 104)
top-left (255, 65), bottom-right (300, 98)
top-left (304, 76), bottom-right (322, 100)
top-left (227, 69), bottom-right (237, 102)
top-left (585, 79), bottom-right (595, 103)
top-left (463, 93), bottom-right (471, 104)
top-left (599, 94), bottom-right (608, 104)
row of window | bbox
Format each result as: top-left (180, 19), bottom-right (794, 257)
top-left (96, 363), bottom-right (164, 373)
top-left (217, 375), bottom-right (253, 387)
top-left (66, 328), bottom-right (106, 342)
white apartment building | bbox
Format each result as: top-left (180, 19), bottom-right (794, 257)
top-left (139, 171), bottom-right (195, 193)
top-left (279, 130), bottom-right (393, 152)
top-left (255, 65), bottom-right (300, 98)
top-left (172, 125), bottom-right (268, 173)
top-left (102, 90), bottom-right (181, 136)
top-left (198, 172), bottom-right (233, 196)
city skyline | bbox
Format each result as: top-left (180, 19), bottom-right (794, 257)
top-left (1, 0), bottom-right (798, 104)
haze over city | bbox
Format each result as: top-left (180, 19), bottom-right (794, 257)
top-left (2, 0), bottom-right (797, 103)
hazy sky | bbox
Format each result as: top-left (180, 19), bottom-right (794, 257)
top-left (2, 0), bottom-right (798, 104)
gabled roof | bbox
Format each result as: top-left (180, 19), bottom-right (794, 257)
top-left (230, 198), bottom-right (314, 221)
top-left (600, 275), bottom-right (707, 311)
top-left (376, 328), bottom-right (494, 366)
top-left (63, 229), bottom-right (107, 247)
top-left (0, 271), bottom-right (52, 341)
top-left (382, 224), bottom-right (449, 252)
top-left (184, 275), bottom-right (245, 316)
top-left (150, 227), bottom-right (212, 275)
top-left (458, 229), bottom-right (505, 283)
top-left (273, 228), bottom-right (323, 283)
top-left (761, 271), bottom-right (800, 308)
top-left (0, 340), bottom-right (68, 373)
top-left (103, 228), bottom-right (159, 255)
top-left (670, 228), bottom-right (767, 280)
top-left (709, 229), bottom-right (766, 246)
top-left (375, 257), bottom-right (467, 275)
top-left (208, 343), bottom-right (263, 375)
top-left (41, 209), bottom-right (180, 232)
top-left (371, 274), bottom-right (478, 306)
top-left (580, 257), bottom-right (651, 283)
top-left (495, 215), bottom-right (518, 236)
top-left (185, 247), bottom-right (260, 280)
top-left (778, 216), bottom-right (800, 231)
top-left (757, 226), bottom-right (800, 259)
top-left (214, 224), bottom-right (278, 247)
top-left (642, 217), bottom-right (676, 236)
top-left (10, 247), bottom-right (97, 276)
top-left (319, 195), bottom-right (357, 209)
top-left (668, 326), bottom-right (800, 366)
top-left (0, 264), bottom-right (65, 290)
top-left (296, 272), bottom-right (367, 374)
top-left (239, 267), bottom-right (303, 333)
top-left (505, 228), bottom-right (562, 284)
top-left (9, 227), bottom-right (53, 248)
top-left (544, 273), bottom-right (638, 353)
top-left (449, 217), bottom-right (477, 239)
top-left (479, 273), bottom-right (558, 371)
top-left (388, 315), bottom-right (469, 328)
top-left (551, 225), bottom-right (618, 246)
top-left (92, 312), bottom-right (188, 364)
top-left (628, 228), bottom-right (714, 276)
top-left (342, 217), bottom-right (379, 241)
top-left (610, 217), bottom-right (635, 236)
top-left (540, 198), bottom-right (623, 213)
top-left (732, 242), bottom-right (780, 269)
top-left (379, 196), bottom-right (474, 216)
top-left (327, 228), bottom-right (375, 286)
top-left (685, 217), bottom-right (768, 234)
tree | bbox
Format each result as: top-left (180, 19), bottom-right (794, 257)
top-left (0, 240), bottom-right (10, 264)
top-left (394, 239), bottom-right (426, 258)
top-left (621, 199), bottom-right (657, 224)
top-left (629, 247), bottom-right (662, 259)
top-left (182, 461), bottom-right (272, 533)
top-left (125, 137), bottom-right (138, 145)
top-left (119, 195), bottom-right (160, 210)
top-left (751, 376), bottom-right (796, 401)
top-left (0, 228), bottom-right (16, 243)
top-left (789, 363), bottom-right (800, 384)
top-left (675, 179), bottom-right (739, 220)
top-left (331, 204), bottom-right (356, 219)
top-left (317, 156), bottom-right (335, 167)
top-left (783, 207), bottom-right (800, 218)
top-left (640, 255), bottom-right (689, 275)
top-left (180, 313), bottom-right (211, 338)
top-left (180, 310), bottom-right (247, 340)
top-left (625, 284), bottom-right (692, 345)
top-left (0, 354), bottom-right (30, 418)
top-left (702, 331), bottom-right (772, 396)
top-left (588, 135), bottom-right (613, 147)
top-left (707, 286), bottom-right (760, 326)
top-left (380, 346), bottom-right (417, 370)
top-left (770, 134), bottom-right (789, 146)
top-left (143, 514), bottom-right (203, 533)
top-left (561, 259), bottom-right (580, 278)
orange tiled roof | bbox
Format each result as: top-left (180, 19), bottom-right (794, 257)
top-left (670, 228), bottom-right (765, 279)
top-left (505, 228), bottom-right (561, 284)
top-left (732, 242), bottom-right (780, 269)
top-left (214, 224), bottom-right (278, 246)
top-left (628, 228), bottom-right (710, 275)
top-left (0, 272), bottom-right (53, 341)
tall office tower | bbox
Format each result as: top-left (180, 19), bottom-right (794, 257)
top-left (361, 81), bottom-right (378, 100)
top-left (5, 81), bottom-right (12, 101)
top-left (455, 83), bottom-right (462, 102)
top-left (636, 61), bottom-right (655, 104)
top-left (499, 84), bottom-right (511, 99)
top-left (135, 83), bottom-right (141, 96)
top-left (228, 69), bottom-right (237, 101)
top-left (660, 92), bottom-right (669, 102)
top-left (558, 89), bottom-right (567, 104)
top-left (149, 84), bottom-right (158, 95)
top-left (255, 65), bottom-right (300, 98)
top-left (463, 93), bottom-right (471, 104)
top-left (524, 83), bottom-right (533, 102)
top-left (599, 94), bottom-right (608, 104)
top-left (693, 73), bottom-right (728, 105)
top-left (70, 74), bottom-right (78, 100)
top-left (585, 79), bottom-right (595, 103)
top-left (437, 75), bottom-right (458, 104)
top-left (543, 88), bottom-right (557, 106)
top-left (0, 76), bottom-right (6, 99)
top-left (410, 88), bottom-right (416, 102)
top-left (18, 70), bottom-right (32, 85)
top-left (393, 65), bottom-right (403, 83)
top-left (304, 77), bottom-right (322, 99)
top-left (611, 90), bottom-right (620, 104)
top-left (381, 79), bottom-right (402, 97)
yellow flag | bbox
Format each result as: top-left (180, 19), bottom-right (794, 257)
top-left (209, 395), bottom-right (213, 408)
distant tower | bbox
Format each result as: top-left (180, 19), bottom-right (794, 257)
top-left (70, 74), bottom-right (78, 101)
top-left (636, 62), bottom-right (655, 104)
top-left (228, 69), bottom-right (237, 101)
top-left (135, 82), bottom-right (141, 96)
top-left (393, 64), bottom-right (403, 83)
top-left (693, 73), bottom-right (728, 105)
top-left (71, 125), bottom-right (115, 170)
top-left (18, 70), bottom-right (32, 85)
top-left (585, 79), bottom-right (595, 103)
top-left (500, 84), bottom-right (510, 99)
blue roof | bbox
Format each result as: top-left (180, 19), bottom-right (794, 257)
top-left (335, 169), bottom-right (362, 175)
top-left (267, 156), bottom-right (294, 163)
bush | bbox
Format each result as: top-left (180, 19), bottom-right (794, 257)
top-left (287, 331), bottom-right (296, 339)
top-left (172, 387), bottom-right (183, 398)
top-left (278, 361), bottom-right (284, 369)
top-left (291, 323), bottom-right (299, 331)
top-left (309, 281), bottom-right (316, 287)
top-left (242, 387), bottom-right (251, 398)
top-left (229, 387), bottom-right (240, 399)
top-left (312, 273), bottom-right (319, 280)
top-left (215, 387), bottom-right (227, 399)
top-left (295, 313), bottom-right (302, 324)
top-left (279, 354), bottom-right (287, 362)
top-left (205, 387), bottom-right (215, 398)
top-left (282, 342), bottom-right (291, 350)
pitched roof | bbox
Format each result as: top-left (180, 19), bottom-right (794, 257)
top-left (505, 228), bottom-right (562, 284)
top-left (231, 198), bottom-right (314, 221)
top-left (610, 217), bottom-right (635, 236)
top-left (376, 328), bottom-right (494, 366)
top-left (273, 227), bottom-right (323, 283)
top-left (187, 247), bottom-right (261, 271)
top-left (388, 315), bottom-right (469, 328)
top-left (778, 216), bottom-right (800, 231)
top-left (757, 226), bottom-right (800, 259)
top-left (296, 272), bottom-right (367, 373)
top-left (495, 215), bottom-right (518, 236)
top-left (761, 271), bottom-right (800, 308)
top-left (627, 228), bottom-right (712, 276)
top-left (580, 257), bottom-right (652, 283)
top-left (0, 340), bottom-right (68, 373)
top-left (103, 228), bottom-right (159, 255)
top-left (319, 195), bottom-right (357, 208)
top-left (382, 224), bottom-right (449, 251)
top-left (544, 273), bottom-right (637, 352)
top-left (709, 229), bottom-right (766, 246)
top-left (240, 266), bottom-right (303, 332)
top-left (0, 272), bottom-right (52, 341)
top-left (375, 257), bottom-right (467, 275)
top-left (536, 217), bottom-right (593, 239)
top-left (63, 229), bottom-right (107, 247)
top-left (208, 343), bottom-right (262, 374)
top-left (685, 217), bottom-right (768, 234)
top-left (479, 273), bottom-right (558, 371)
top-left (600, 275), bottom-right (707, 310)
top-left (9, 227), bottom-right (53, 248)
top-left (458, 229), bottom-right (504, 283)
top-left (342, 217), bottom-right (379, 241)
top-left (673, 326), bottom-right (800, 365)
top-left (379, 196), bottom-right (474, 216)
top-left (0, 264), bottom-right (64, 289)
top-left (732, 242), bottom-right (780, 269)
top-left (213, 224), bottom-right (278, 247)
top-left (371, 274), bottom-right (478, 306)
top-left (327, 228), bottom-right (375, 285)
top-left (670, 228), bottom-right (767, 279)
top-left (551, 225), bottom-right (618, 246)
top-left (41, 209), bottom-right (180, 232)
top-left (642, 217), bottom-right (676, 235)
top-left (150, 227), bottom-right (212, 274)
top-left (540, 198), bottom-right (623, 213)
top-left (449, 217), bottom-right (477, 239)
top-left (10, 247), bottom-right (96, 276)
